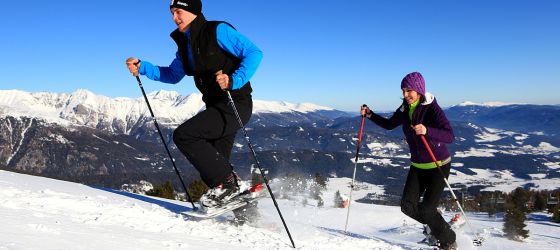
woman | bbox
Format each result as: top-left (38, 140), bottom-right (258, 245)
top-left (361, 72), bottom-right (457, 249)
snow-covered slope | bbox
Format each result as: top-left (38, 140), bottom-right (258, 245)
top-left (1, 170), bottom-right (558, 250)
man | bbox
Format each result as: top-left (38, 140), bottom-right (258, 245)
top-left (126, 0), bottom-right (263, 209)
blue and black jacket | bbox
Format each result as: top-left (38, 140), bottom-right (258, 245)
top-left (139, 14), bottom-right (263, 105)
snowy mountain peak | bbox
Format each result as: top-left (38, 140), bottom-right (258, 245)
top-left (71, 88), bottom-right (96, 98)
top-left (456, 101), bottom-right (524, 107)
top-left (66, 89), bottom-right (110, 109)
top-left (253, 100), bottom-right (333, 113)
top-left (0, 89), bottom-right (338, 133)
top-left (147, 90), bottom-right (182, 101)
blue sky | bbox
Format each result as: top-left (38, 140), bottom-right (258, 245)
top-left (1, 1), bottom-right (559, 111)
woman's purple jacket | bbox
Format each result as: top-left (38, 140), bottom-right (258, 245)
top-left (368, 93), bottom-right (454, 164)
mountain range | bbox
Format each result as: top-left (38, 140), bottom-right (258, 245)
top-left (1, 89), bottom-right (559, 198)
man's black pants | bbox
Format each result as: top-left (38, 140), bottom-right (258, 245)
top-left (400, 163), bottom-right (456, 246)
top-left (173, 98), bottom-right (252, 188)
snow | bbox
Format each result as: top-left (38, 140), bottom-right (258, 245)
top-left (451, 162), bottom-right (465, 168)
top-left (92, 134), bottom-right (110, 143)
top-left (514, 134), bottom-right (529, 142)
top-left (252, 100), bottom-right (334, 114)
top-left (357, 157), bottom-right (400, 167)
top-left (122, 143), bottom-right (135, 150)
top-left (0, 89), bottom-right (336, 134)
top-left (535, 142), bottom-right (559, 152)
top-left (544, 162), bottom-right (560, 170)
top-left (2, 170), bottom-right (559, 249)
top-left (474, 128), bottom-right (528, 144)
top-left (529, 174), bottom-right (547, 179)
top-left (456, 101), bottom-right (525, 107)
top-left (366, 142), bottom-right (408, 158)
top-left (48, 134), bottom-right (70, 144)
top-left (454, 148), bottom-right (498, 158)
top-left (367, 142), bottom-right (401, 151)
top-left (5, 118), bottom-right (33, 165)
top-left (455, 135), bottom-right (558, 158)
top-left (451, 168), bottom-right (560, 192)
top-left (327, 177), bottom-right (385, 196)
top-left (475, 128), bottom-right (505, 143)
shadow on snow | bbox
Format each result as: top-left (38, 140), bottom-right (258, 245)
top-left (88, 185), bottom-right (195, 214)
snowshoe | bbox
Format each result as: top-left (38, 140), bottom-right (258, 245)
top-left (419, 224), bottom-right (439, 246)
top-left (438, 241), bottom-right (458, 250)
top-left (199, 172), bottom-right (246, 209)
top-left (184, 182), bottom-right (265, 219)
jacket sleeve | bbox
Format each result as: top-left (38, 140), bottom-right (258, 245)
top-left (368, 107), bottom-right (402, 130)
top-left (216, 23), bottom-right (263, 90)
top-left (139, 53), bottom-right (185, 84)
top-left (425, 103), bottom-right (454, 143)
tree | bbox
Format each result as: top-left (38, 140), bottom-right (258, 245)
top-left (314, 172), bottom-right (327, 189)
top-left (309, 172), bottom-right (326, 207)
top-left (317, 196), bottom-right (324, 207)
top-left (553, 203), bottom-right (560, 223)
top-left (503, 204), bottom-right (529, 241)
top-left (146, 181), bottom-right (175, 200)
top-left (187, 179), bottom-right (208, 202)
top-left (475, 192), bottom-right (500, 216)
top-left (503, 188), bottom-right (530, 241)
top-left (485, 192), bottom-right (499, 216)
top-left (510, 187), bottom-right (530, 213)
top-left (534, 192), bottom-right (547, 211)
top-left (334, 190), bottom-right (345, 208)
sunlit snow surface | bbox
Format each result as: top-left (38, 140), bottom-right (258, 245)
top-left (1, 170), bottom-right (559, 250)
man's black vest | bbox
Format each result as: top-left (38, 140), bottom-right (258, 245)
top-left (170, 14), bottom-right (252, 105)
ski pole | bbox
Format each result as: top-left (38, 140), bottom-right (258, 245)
top-left (344, 105), bottom-right (366, 232)
top-left (225, 90), bottom-right (296, 248)
top-left (420, 135), bottom-right (483, 245)
top-left (134, 75), bottom-right (197, 210)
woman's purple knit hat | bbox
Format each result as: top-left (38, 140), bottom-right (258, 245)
top-left (401, 72), bottom-right (425, 96)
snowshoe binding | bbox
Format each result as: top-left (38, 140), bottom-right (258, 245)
top-left (199, 171), bottom-right (246, 211)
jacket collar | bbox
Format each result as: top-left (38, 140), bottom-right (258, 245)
top-left (421, 92), bottom-right (435, 105)
top-left (399, 92), bottom-right (435, 112)
top-left (170, 13), bottom-right (206, 40)
top-left (188, 14), bottom-right (206, 37)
